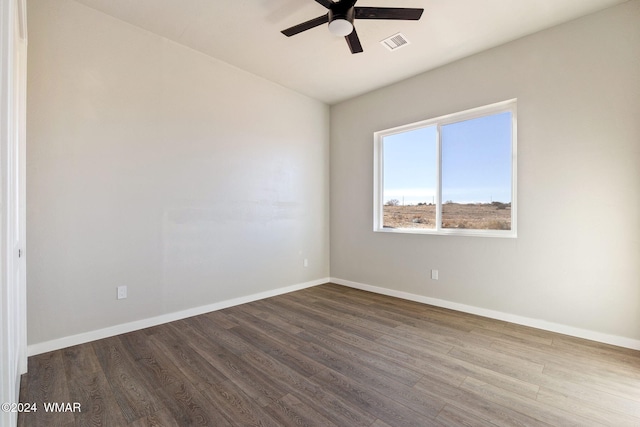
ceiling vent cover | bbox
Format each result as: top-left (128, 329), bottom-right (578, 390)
top-left (380, 32), bottom-right (410, 51)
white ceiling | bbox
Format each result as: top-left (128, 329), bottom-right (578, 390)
top-left (72, 0), bottom-right (627, 104)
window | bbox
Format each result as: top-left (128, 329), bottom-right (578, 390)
top-left (374, 99), bottom-right (517, 237)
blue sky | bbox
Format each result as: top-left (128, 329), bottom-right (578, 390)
top-left (383, 112), bottom-right (512, 205)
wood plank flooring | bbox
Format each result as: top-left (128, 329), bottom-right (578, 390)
top-left (18, 283), bottom-right (640, 426)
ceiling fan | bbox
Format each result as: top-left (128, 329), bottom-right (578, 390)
top-left (281, 0), bottom-right (424, 54)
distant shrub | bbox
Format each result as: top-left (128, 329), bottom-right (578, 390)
top-left (385, 199), bottom-right (400, 206)
top-left (491, 201), bottom-right (510, 210)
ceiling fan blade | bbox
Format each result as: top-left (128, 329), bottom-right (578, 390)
top-left (355, 7), bottom-right (424, 20)
top-left (345, 28), bottom-right (363, 54)
top-left (281, 14), bottom-right (329, 37)
top-left (315, 0), bottom-right (334, 9)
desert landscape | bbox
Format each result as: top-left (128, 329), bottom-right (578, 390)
top-left (383, 202), bottom-right (511, 230)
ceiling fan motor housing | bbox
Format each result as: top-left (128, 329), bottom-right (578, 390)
top-left (328, 7), bottom-right (355, 36)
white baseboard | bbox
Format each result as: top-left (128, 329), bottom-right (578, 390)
top-left (27, 277), bottom-right (329, 356)
top-left (330, 277), bottom-right (640, 351)
top-left (29, 276), bottom-right (640, 355)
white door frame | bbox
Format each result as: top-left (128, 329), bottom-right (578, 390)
top-left (0, 0), bottom-right (27, 426)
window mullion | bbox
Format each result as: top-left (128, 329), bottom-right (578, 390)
top-left (435, 123), bottom-right (442, 232)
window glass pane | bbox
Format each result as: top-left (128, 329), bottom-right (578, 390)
top-left (441, 112), bottom-right (512, 230)
top-left (382, 126), bottom-right (437, 229)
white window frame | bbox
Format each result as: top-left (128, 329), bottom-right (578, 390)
top-left (373, 99), bottom-right (517, 238)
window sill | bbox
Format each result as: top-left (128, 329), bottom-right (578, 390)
top-left (374, 227), bottom-right (517, 238)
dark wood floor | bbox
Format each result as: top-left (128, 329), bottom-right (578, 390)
top-left (18, 283), bottom-right (640, 426)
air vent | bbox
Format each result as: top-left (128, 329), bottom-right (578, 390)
top-left (380, 32), bottom-right (410, 51)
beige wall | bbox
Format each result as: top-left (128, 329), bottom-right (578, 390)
top-left (330, 1), bottom-right (640, 341)
top-left (27, 0), bottom-right (330, 346)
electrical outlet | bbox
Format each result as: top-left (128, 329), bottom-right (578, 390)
top-left (431, 270), bottom-right (439, 280)
top-left (117, 286), bottom-right (127, 300)
top-left (303, 258), bottom-right (309, 268)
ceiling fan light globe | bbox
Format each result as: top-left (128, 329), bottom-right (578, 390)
top-left (328, 19), bottom-right (353, 36)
